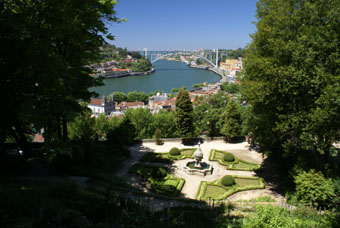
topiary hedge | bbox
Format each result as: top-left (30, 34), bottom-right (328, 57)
top-left (223, 153), bottom-right (235, 162)
top-left (221, 175), bottom-right (235, 186)
top-left (169, 147), bottom-right (180, 156)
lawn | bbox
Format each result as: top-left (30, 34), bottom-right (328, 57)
top-left (209, 149), bottom-right (261, 171)
top-left (196, 175), bottom-right (265, 200)
top-left (128, 163), bottom-right (185, 196)
top-left (140, 148), bottom-right (196, 163)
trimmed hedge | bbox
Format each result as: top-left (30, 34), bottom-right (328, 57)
top-left (223, 153), bottom-right (235, 162)
top-left (196, 175), bottom-right (265, 200)
top-left (209, 149), bottom-right (261, 171)
top-left (169, 147), bottom-right (180, 156)
top-left (221, 175), bottom-right (235, 186)
top-left (140, 148), bottom-right (196, 163)
top-left (128, 163), bottom-right (185, 196)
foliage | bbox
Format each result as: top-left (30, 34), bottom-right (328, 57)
top-left (221, 99), bottom-right (242, 142)
top-left (128, 164), bottom-right (184, 196)
top-left (221, 48), bottom-right (246, 61)
top-left (131, 58), bottom-right (152, 72)
top-left (175, 90), bottom-right (195, 142)
top-left (0, 0), bottom-right (119, 150)
top-left (192, 82), bottom-right (207, 88)
top-left (221, 175), bottom-right (235, 186)
top-left (241, 0), bottom-right (340, 172)
top-left (221, 82), bottom-right (241, 94)
top-left (68, 110), bottom-right (96, 141)
top-left (124, 107), bottom-right (152, 140)
top-left (169, 147), bottom-right (180, 156)
top-left (127, 91), bottom-right (149, 104)
top-left (223, 153), bottom-right (235, 162)
top-left (294, 169), bottom-right (335, 208)
top-left (150, 110), bottom-right (178, 138)
top-left (106, 116), bottom-right (136, 145)
top-left (111, 92), bottom-right (127, 103)
top-left (243, 205), bottom-right (337, 228)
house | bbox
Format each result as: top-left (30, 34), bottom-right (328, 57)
top-left (115, 101), bottom-right (145, 111)
top-left (88, 95), bottom-right (115, 116)
top-left (148, 92), bottom-right (169, 109)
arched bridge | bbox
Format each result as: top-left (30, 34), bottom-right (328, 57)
top-left (151, 51), bottom-right (218, 68)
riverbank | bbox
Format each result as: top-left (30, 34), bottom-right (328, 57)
top-left (188, 64), bottom-right (225, 83)
top-left (103, 68), bottom-right (155, 79)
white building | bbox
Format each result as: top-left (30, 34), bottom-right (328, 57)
top-left (88, 95), bottom-right (115, 116)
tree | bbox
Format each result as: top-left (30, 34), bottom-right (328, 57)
top-left (221, 99), bottom-right (241, 142)
top-left (175, 90), bottom-right (194, 143)
top-left (129, 51), bottom-right (142, 59)
top-left (151, 110), bottom-right (178, 138)
top-left (112, 92), bottom-right (128, 103)
top-left (241, 0), bottom-right (340, 171)
top-left (294, 169), bottom-right (335, 208)
top-left (124, 108), bottom-right (152, 139)
top-left (0, 0), bottom-right (120, 152)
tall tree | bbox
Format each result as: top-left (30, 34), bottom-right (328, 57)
top-left (175, 90), bottom-right (194, 143)
top-left (221, 99), bottom-right (241, 142)
top-left (0, 0), bottom-right (120, 151)
top-left (242, 0), bottom-right (340, 171)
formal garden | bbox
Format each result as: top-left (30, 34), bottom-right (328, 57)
top-left (122, 141), bottom-right (268, 202)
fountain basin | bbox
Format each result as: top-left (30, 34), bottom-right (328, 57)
top-left (184, 161), bottom-right (213, 176)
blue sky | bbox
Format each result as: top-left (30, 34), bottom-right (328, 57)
top-left (107, 0), bottom-right (258, 51)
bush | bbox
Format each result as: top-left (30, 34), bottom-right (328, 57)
top-left (221, 176), bottom-right (235, 186)
top-left (223, 153), bottom-right (235, 162)
top-left (169, 147), bottom-right (180, 156)
top-left (152, 167), bottom-right (168, 179)
top-left (294, 169), bottom-right (335, 208)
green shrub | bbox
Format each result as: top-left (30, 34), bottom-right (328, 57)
top-left (294, 169), bottom-right (335, 208)
top-left (151, 182), bottom-right (178, 195)
top-left (221, 175), bottom-right (235, 186)
top-left (152, 167), bottom-right (168, 179)
top-left (223, 153), bottom-right (235, 162)
top-left (169, 147), bottom-right (180, 156)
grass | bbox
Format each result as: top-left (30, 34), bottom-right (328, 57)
top-left (237, 196), bottom-right (276, 203)
top-left (196, 175), bottom-right (265, 200)
top-left (209, 149), bottom-right (261, 171)
top-left (140, 148), bottom-right (196, 163)
top-left (128, 163), bottom-right (185, 196)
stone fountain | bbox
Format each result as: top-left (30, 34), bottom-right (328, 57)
top-left (183, 142), bottom-right (213, 176)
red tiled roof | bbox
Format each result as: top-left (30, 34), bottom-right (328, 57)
top-left (89, 98), bottom-right (102, 106)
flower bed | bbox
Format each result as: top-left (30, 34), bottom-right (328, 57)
top-left (196, 175), bottom-right (265, 200)
top-left (209, 149), bottom-right (261, 171)
top-left (129, 163), bottom-right (185, 196)
top-left (140, 148), bottom-right (196, 163)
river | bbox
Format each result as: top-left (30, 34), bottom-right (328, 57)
top-left (91, 60), bottom-right (221, 96)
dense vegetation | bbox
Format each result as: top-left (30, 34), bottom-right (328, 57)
top-left (0, 0), bottom-right (118, 155)
top-left (242, 0), bottom-right (340, 210)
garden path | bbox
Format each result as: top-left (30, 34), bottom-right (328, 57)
top-left (115, 140), bottom-right (285, 203)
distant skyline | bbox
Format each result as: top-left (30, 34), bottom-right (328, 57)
top-left (107, 0), bottom-right (258, 51)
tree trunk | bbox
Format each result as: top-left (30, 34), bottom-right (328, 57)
top-left (56, 117), bottom-right (62, 140)
top-left (62, 115), bottom-right (68, 142)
